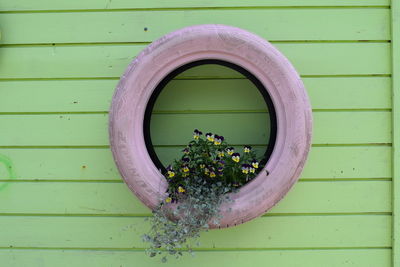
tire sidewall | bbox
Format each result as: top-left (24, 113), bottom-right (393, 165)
top-left (109, 24), bottom-right (312, 228)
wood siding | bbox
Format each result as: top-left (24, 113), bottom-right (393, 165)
top-left (0, 1), bottom-right (395, 266)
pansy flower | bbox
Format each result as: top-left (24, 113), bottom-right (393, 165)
top-left (216, 149), bottom-right (225, 157)
top-left (232, 153), bottom-right (240, 163)
top-left (165, 197), bottom-right (172, 203)
top-left (167, 170), bottom-right (175, 178)
top-left (210, 171), bottom-right (216, 178)
top-left (178, 186), bottom-right (185, 193)
top-left (193, 129), bottom-right (203, 140)
top-left (182, 157), bottom-right (190, 163)
top-left (182, 147), bottom-right (190, 154)
top-left (166, 165), bottom-right (175, 178)
top-left (241, 164), bottom-right (250, 174)
top-left (250, 166), bottom-right (256, 173)
top-left (182, 165), bottom-right (190, 173)
top-left (217, 166), bottom-right (224, 176)
top-left (200, 164), bottom-right (205, 169)
top-left (252, 159), bottom-right (259, 169)
top-left (214, 135), bottom-right (224, 145)
top-left (226, 147), bottom-right (235, 155)
top-left (244, 145), bottom-right (252, 153)
top-left (206, 133), bottom-right (214, 142)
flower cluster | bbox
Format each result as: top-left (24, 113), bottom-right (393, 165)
top-left (144, 129), bottom-right (264, 261)
top-left (164, 129), bottom-right (262, 201)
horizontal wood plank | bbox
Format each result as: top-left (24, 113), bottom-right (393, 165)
top-left (0, 77), bottom-right (391, 113)
top-left (310, 111), bottom-right (391, 144)
top-left (0, 9), bottom-right (390, 44)
top-left (0, 146), bottom-right (390, 180)
top-left (0, 215), bottom-right (391, 248)
top-left (156, 146), bottom-right (392, 179)
top-left (301, 146), bottom-right (391, 179)
top-left (154, 77), bottom-right (392, 111)
top-left (0, 181), bottom-right (390, 214)
top-left (0, 112), bottom-right (391, 146)
top-left (0, 43), bottom-right (390, 79)
top-left (0, 0), bottom-right (390, 12)
top-left (150, 112), bottom-right (391, 146)
top-left (0, 114), bottom-right (109, 146)
top-left (0, 249), bottom-right (391, 267)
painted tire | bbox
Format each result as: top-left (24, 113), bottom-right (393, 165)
top-left (109, 24), bottom-right (312, 228)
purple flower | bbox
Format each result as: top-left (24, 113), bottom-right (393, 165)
top-left (232, 153), bottom-right (240, 163)
top-left (214, 135), bottom-right (224, 145)
top-left (206, 132), bottom-right (214, 142)
top-left (193, 129), bottom-right (203, 140)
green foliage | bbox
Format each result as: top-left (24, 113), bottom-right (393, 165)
top-left (143, 130), bottom-right (263, 262)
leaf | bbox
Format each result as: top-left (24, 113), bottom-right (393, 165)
top-left (143, 130), bottom-right (266, 261)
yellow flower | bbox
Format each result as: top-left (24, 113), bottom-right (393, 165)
top-left (165, 197), bottom-right (172, 203)
top-left (244, 146), bottom-right (252, 153)
top-left (214, 135), bottom-right (224, 145)
top-left (242, 164), bottom-right (249, 174)
top-left (182, 166), bottom-right (189, 173)
top-left (232, 153), bottom-right (240, 163)
top-left (178, 186), bottom-right (185, 193)
top-left (210, 172), bottom-right (216, 178)
top-left (226, 147), bottom-right (234, 156)
top-left (252, 161), bottom-right (259, 169)
top-left (167, 170), bottom-right (175, 178)
top-left (250, 167), bottom-right (256, 173)
top-left (206, 133), bottom-right (214, 142)
top-left (193, 129), bottom-right (203, 140)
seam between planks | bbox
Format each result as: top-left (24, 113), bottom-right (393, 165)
top-left (0, 246), bottom-right (392, 251)
top-left (0, 178), bottom-right (392, 182)
top-left (0, 109), bottom-right (392, 115)
top-left (0, 144), bottom-right (393, 149)
top-left (0, 6), bottom-right (390, 14)
top-left (0, 179), bottom-right (393, 183)
top-left (0, 75), bottom-right (392, 82)
top-left (0, 40), bottom-right (391, 47)
top-left (0, 212), bottom-right (391, 218)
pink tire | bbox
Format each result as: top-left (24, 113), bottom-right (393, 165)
top-left (109, 24), bottom-right (312, 228)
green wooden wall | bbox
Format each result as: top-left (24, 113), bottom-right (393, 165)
top-left (0, 0), bottom-right (397, 266)
top-left (150, 65), bottom-right (271, 167)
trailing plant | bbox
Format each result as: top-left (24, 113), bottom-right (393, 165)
top-left (143, 130), bottom-right (263, 262)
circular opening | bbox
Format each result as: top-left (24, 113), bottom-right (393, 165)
top-left (143, 59), bottom-right (277, 176)
top-left (109, 25), bottom-right (312, 227)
